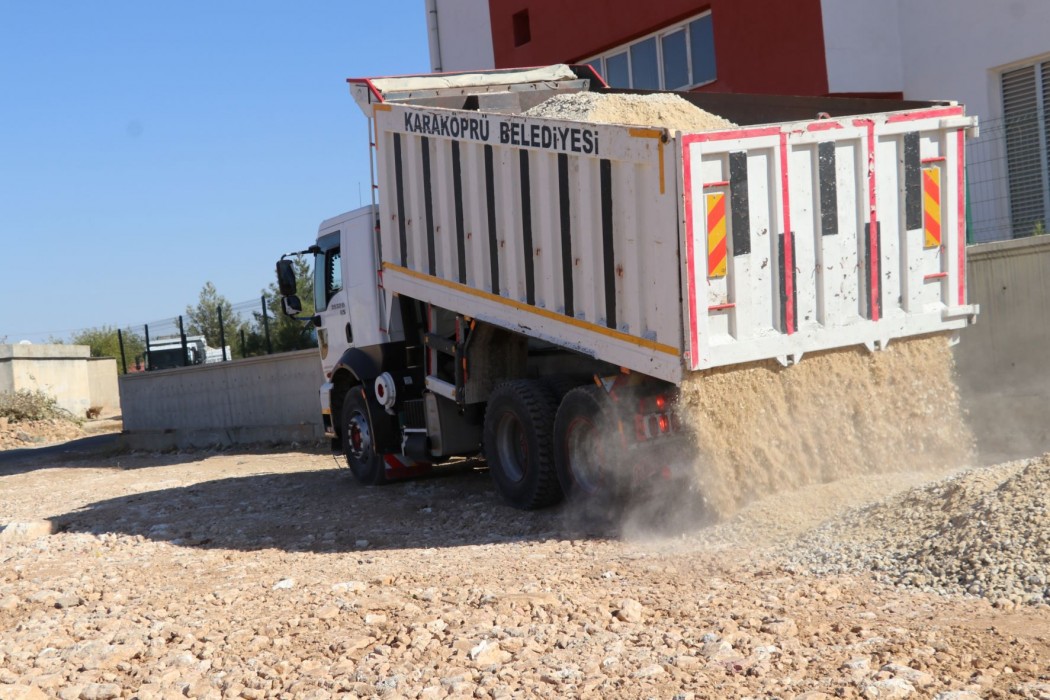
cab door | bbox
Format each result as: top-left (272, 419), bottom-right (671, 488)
top-left (313, 228), bottom-right (350, 379)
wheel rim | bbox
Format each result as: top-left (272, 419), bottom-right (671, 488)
top-left (347, 410), bottom-right (373, 463)
top-left (566, 416), bottom-right (604, 493)
top-left (495, 411), bottom-right (528, 483)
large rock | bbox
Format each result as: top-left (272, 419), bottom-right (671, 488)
top-left (0, 520), bottom-right (53, 541)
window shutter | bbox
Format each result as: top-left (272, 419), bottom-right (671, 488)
top-left (1001, 65), bottom-right (1047, 236)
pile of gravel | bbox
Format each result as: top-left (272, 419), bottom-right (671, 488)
top-left (523, 92), bottom-right (736, 132)
top-left (782, 453), bottom-right (1050, 606)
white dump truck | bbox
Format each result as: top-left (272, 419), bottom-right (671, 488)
top-left (276, 65), bottom-right (977, 509)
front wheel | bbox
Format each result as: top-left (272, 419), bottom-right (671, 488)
top-left (342, 388), bottom-right (386, 485)
top-left (482, 380), bottom-right (562, 509)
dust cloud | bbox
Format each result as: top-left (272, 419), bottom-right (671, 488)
top-left (677, 335), bottom-right (974, 522)
top-left (582, 336), bottom-right (974, 543)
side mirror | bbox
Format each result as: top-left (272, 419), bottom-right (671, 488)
top-left (276, 259), bottom-right (297, 296)
top-left (281, 295), bottom-right (303, 317)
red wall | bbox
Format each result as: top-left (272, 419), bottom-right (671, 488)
top-left (488, 0), bottom-right (830, 96)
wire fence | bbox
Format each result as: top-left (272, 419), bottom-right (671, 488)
top-left (968, 111), bottom-right (1050, 243)
top-left (111, 294), bottom-right (316, 374)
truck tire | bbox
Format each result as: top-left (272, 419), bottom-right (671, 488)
top-left (482, 380), bottom-right (562, 509)
top-left (553, 385), bottom-right (622, 502)
top-left (342, 388), bottom-right (386, 485)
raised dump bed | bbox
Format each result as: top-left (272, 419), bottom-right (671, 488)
top-left (350, 65), bottom-right (978, 384)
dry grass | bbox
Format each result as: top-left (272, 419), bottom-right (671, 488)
top-left (0, 389), bottom-right (81, 425)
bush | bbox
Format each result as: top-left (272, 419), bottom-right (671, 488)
top-left (0, 389), bottom-right (79, 424)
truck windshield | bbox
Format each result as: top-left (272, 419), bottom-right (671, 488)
top-left (314, 231), bottom-right (341, 311)
top-left (148, 348), bottom-right (187, 370)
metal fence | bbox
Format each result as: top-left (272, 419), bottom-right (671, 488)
top-left (967, 111), bottom-right (1050, 243)
top-left (112, 294), bottom-right (314, 374)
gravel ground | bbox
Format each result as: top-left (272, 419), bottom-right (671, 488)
top-left (0, 416), bottom-right (121, 451)
top-left (783, 454), bottom-right (1050, 607)
top-left (0, 419), bottom-right (84, 450)
top-left (2, 444), bottom-right (1049, 700)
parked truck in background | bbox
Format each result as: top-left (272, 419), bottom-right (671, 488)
top-left (146, 335), bottom-right (230, 371)
top-left (277, 65), bottom-right (978, 509)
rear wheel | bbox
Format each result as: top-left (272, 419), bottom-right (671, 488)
top-left (342, 388), bottom-right (386, 485)
top-left (554, 385), bottom-right (622, 502)
top-left (483, 380), bottom-right (562, 509)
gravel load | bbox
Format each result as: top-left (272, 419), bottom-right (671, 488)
top-left (523, 92), bottom-right (736, 132)
top-left (782, 453), bottom-right (1050, 607)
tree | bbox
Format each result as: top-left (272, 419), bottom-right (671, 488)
top-left (185, 282), bottom-right (240, 350)
top-left (69, 326), bottom-right (146, 373)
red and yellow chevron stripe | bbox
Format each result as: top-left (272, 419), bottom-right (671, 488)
top-left (706, 192), bottom-right (727, 278)
top-left (923, 166), bottom-right (941, 249)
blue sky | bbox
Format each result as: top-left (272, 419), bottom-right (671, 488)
top-left (0, 2), bottom-right (431, 342)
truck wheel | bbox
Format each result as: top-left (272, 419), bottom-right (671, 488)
top-left (482, 380), bottom-right (562, 509)
top-left (342, 388), bottom-right (386, 485)
top-left (553, 385), bottom-right (621, 502)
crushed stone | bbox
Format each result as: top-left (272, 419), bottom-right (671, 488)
top-left (782, 453), bottom-right (1050, 606)
top-left (524, 91), bottom-right (736, 132)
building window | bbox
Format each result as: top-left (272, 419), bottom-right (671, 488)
top-left (1000, 60), bottom-right (1050, 237)
top-left (584, 11), bottom-right (716, 90)
top-left (512, 10), bottom-right (531, 47)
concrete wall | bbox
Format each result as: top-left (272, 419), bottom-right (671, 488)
top-left (86, 358), bottom-right (120, 414)
top-left (954, 235), bottom-right (1050, 461)
top-left (0, 344), bottom-right (93, 417)
top-left (119, 349), bottom-right (325, 449)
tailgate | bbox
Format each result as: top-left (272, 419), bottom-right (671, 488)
top-left (681, 106), bottom-right (978, 371)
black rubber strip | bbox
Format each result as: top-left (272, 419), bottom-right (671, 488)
top-left (600, 159), bottom-right (616, 329)
top-left (519, 150), bottom-right (535, 305)
top-left (421, 136), bottom-right (435, 276)
top-left (778, 233), bottom-right (788, 332)
top-left (818, 141), bottom-right (839, 236)
top-left (484, 145), bottom-right (500, 295)
top-left (904, 132), bottom-right (921, 231)
top-left (557, 153), bottom-right (574, 318)
top-left (393, 133), bottom-right (407, 268)
top-left (729, 151), bottom-right (751, 254)
top-left (451, 142), bottom-right (467, 284)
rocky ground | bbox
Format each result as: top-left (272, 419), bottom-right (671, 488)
top-left (0, 418), bottom-right (84, 451)
top-left (1, 438), bottom-right (1049, 700)
top-left (0, 416), bottom-right (121, 451)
